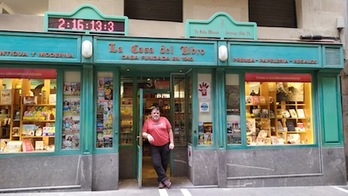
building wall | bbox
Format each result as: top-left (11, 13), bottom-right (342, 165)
top-left (0, 0), bottom-right (345, 41)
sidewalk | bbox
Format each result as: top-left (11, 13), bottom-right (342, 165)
top-left (1, 185), bottom-right (348, 196)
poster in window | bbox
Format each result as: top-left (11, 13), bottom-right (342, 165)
top-left (226, 85), bottom-right (240, 114)
top-left (198, 81), bottom-right (210, 99)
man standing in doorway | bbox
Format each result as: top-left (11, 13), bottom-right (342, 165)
top-left (142, 106), bottom-right (175, 189)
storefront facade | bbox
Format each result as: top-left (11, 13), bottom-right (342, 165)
top-left (0, 4), bottom-right (346, 192)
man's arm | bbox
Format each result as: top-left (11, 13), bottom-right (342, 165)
top-left (168, 128), bottom-right (174, 149)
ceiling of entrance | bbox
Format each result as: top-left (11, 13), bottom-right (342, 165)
top-left (1, 0), bottom-right (47, 16)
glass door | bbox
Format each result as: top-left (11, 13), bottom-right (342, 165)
top-left (171, 73), bottom-right (187, 146)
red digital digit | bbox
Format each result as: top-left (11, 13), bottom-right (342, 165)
top-left (58, 18), bottom-right (66, 29)
top-left (71, 19), bottom-right (77, 29)
top-left (96, 21), bottom-right (102, 31)
top-left (108, 21), bottom-right (114, 32)
top-left (77, 19), bottom-right (84, 30)
top-left (90, 20), bottom-right (95, 31)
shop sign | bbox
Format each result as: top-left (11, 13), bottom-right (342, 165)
top-left (0, 33), bottom-right (80, 63)
top-left (0, 68), bottom-right (56, 79)
top-left (229, 42), bottom-right (321, 67)
top-left (44, 4), bottom-right (128, 35)
top-left (245, 73), bottom-right (311, 82)
top-left (95, 38), bottom-right (217, 65)
top-left (185, 12), bottom-right (257, 40)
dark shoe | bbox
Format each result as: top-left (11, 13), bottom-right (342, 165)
top-left (163, 179), bottom-right (171, 188)
top-left (158, 182), bottom-right (164, 189)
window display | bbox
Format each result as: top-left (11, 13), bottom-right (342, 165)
top-left (197, 73), bottom-right (213, 146)
top-left (225, 74), bottom-right (241, 144)
top-left (245, 73), bottom-right (313, 145)
top-left (0, 69), bottom-right (56, 153)
top-left (62, 71), bottom-right (81, 150)
top-left (96, 72), bottom-right (114, 148)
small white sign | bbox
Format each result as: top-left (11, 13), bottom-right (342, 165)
top-left (199, 102), bottom-right (209, 112)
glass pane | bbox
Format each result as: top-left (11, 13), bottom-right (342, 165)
top-left (226, 74), bottom-right (241, 144)
top-left (245, 74), bottom-right (313, 145)
top-left (173, 75), bottom-right (186, 145)
top-left (62, 71), bottom-right (81, 150)
top-left (96, 72), bottom-right (114, 148)
top-left (0, 69), bottom-right (57, 153)
top-left (120, 77), bottom-right (133, 145)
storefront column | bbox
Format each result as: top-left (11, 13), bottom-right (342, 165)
top-left (215, 68), bottom-right (228, 188)
top-left (79, 64), bottom-right (94, 190)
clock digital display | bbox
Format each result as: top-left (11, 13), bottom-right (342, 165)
top-left (48, 17), bottom-right (125, 34)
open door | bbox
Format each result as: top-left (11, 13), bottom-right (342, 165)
top-left (136, 89), bottom-right (144, 188)
top-left (170, 73), bottom-right (188, 177)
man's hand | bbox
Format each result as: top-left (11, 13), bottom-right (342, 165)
top-left (147, 134), bottom-right (154, 143)
top-left (169, 142), bottom-right (174, 149)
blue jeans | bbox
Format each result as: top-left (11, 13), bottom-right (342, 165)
top-left (150, 142), bottom-right (170, 183)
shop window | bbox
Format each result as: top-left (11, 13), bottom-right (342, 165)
top-left (197, 74), bottom-right (213, 146)
top-left (62, 71), bottom-right (81, 150)
top-left (226, 74), bottom-right (241, 144)
top-left (249, 0), bottom-right (297, 28)
top-left (0, 68), bottom-right (56, 153)
top-left (124, 0), bottom-right (183, 22)
top-left (245, 73), bottom-right (313, 146)
top-left (96, 72), bottom-right (114, 148)
top-left (120, 77), bottom-right (134, 146)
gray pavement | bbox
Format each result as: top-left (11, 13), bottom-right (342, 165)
top-left (1, 185), bottom-right (348, 196)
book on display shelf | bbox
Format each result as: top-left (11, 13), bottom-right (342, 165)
top-left (297, 109), bottom-right (305, 118)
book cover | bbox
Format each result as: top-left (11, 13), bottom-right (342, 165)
top-left (49, 94), bottom-right (56, 105)
top-left (0, 89), bottom-right (11, 105)
top-left (63, 97), bottom-right (80, 116)
top-left (22, 139), bottom-right (34, 152)
top-left (289, 109), bottom-right (298, 118)
top-left (297, 109), bottom-right (305, 118)
top-left (35, 141), bottom-right (44, 151)
top-left (286, 120), bottom-right (296, 131)
top-left (203, 122), bottom-right (213, 133)
top-left (4, 141), bottom-right (22, 152)
top-left (64, 83), bottom-right (71, 95)
top-left (22, 124), bottom-right (36, 136)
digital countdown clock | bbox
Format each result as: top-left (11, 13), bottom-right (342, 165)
top-left (48, 17), bottom-right (125, 34)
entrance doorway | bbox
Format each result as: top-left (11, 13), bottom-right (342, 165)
top-left (139, 89), bottom-right (171, 187)
top-left (119, 74), bottom-right (191, 188)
